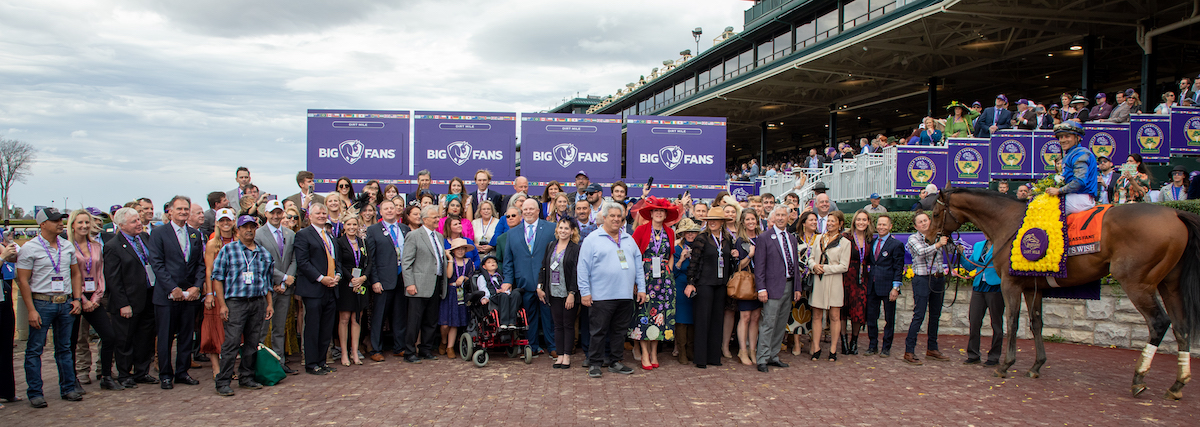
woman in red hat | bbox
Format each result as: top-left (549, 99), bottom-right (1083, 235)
top-left (630, 197), bottom-right (679, 370)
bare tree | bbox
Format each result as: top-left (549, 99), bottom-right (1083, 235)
top-left (0, 138), bottom-right (37, 220)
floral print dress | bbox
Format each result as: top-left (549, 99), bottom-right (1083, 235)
top-left (630, 229), bottom-right (675, 341)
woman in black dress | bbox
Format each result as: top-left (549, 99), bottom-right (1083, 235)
top-left (685, 210), bottom-right (736, 369)
top-left (336, 214), bottom-right (371, 366)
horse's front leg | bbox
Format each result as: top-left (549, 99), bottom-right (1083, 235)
top-left (996, 282), bottom-right (1023, 378)
top-left (1024, 287), bottom-right (1046, 378)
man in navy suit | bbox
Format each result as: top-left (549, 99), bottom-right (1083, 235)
top-left (752, 206), bottom-right (802, 372)
top-left (864, 215), bottom-right (906, 358)
top-left (502, 199), bottom-right (557, 355)
top-left (972, 94), bottom-right (1013, 138)
top-left (363, 199), bottom-right (409, 361)
top-left (147, 196), bottom-right (205, 389)
top-left (293, 203), bottom-right (341, 375)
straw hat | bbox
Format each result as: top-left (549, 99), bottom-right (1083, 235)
top-left (674, 217), bottom-right (703, 233)
top-left (447, 238), bottom-right (475, 253)
top-left (702, 210), bottom-right (730, 222)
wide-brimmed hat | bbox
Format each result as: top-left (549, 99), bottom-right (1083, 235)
top-left (635, 196), bottom-right (681, 226)
top-left (675, 217), bottom-right (703, 233)
top-left (447, 238), bottom-right (475, 253)
top-left (702, 210), bottom-right (730, 222)
top-left (945, 101), bottom-right (968, 113)
top-left (1070, 95), bottom-right (1089, 106)
top-left (718, 195), bottom-right (742, 217)
top-left (1171, 165), bottom-right (1188, 174)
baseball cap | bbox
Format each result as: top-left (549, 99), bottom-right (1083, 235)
top-left (1016, 99), bottom-right (1029, 105)
top-left (109, 204), bottom-right (123, 214)
top-left (584, 183), bottom-right (602, 194)
top-left (996, 94), bottom-right (1008, 102)
top-left (237, 215), bottom-right (259, 228)
top-left (216, 208), bottom-right (236, 222)
top-left (869, 193), bottom-right (880, 199)
top-left (1095, 92), bottom-right (1106, 99)
top-left (264, 200), bottom-right (284, 212)
top-left (1096, 155), bottom-right (1110, 162)
top-left (1124, 88), bottom-right (1136, 97)
top-left (575, 170), bottom-right (589, 179)
top-left (35, 208), bottom-right (66, 224)
top-left (971, 101), bottom-right (982, 107)
top-left (85, 207), bottom-right (106, 217)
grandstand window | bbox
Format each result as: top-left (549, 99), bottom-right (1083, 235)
top-left (869, 0), bottom-right (895, 18)
top-left (638, 98), bottom-right (651, 114)
top-left (622, 106), bottom-right (634, 120)
top-left (674, 81), bottom-right (687, 101)
top-left (757, 40), bottom-right (774, 65)
top-left (709, 63), bottom-right (724, 85)
top-left (724, 56), bottom-right (739, 80)
top-left (684, 78), bottom-right (695, 97)
top-left (773, 31), bottom-right (792, 59)
top-left (844, 0), bottom-right (868, 29)
top-left (796, 21), bottom-right (816, 49)
top-left (816, 9), bottom-right (839, 42)
top-left (738, 50), bottom-right (754, 74)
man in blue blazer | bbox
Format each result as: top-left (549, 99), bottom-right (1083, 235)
top-left (958, 239), bottom-right (1003, 366)
top-left (752, 206), bottom-right (802, 372)
top-left (363, 199), bottom-right (409, 360)
top-left (502, 199), bottom-right (557, 355)
top-left (864, 215), bottom-right (906, 358)
top-left (972, 94), bottom-right (1013, 138)
top-left (147, 196), bottom-right (205, 389)
top-left (293, 203), bottom-right (341, 375)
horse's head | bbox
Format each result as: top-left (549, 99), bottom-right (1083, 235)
top-left (925, 188), bottom-right (966, 241)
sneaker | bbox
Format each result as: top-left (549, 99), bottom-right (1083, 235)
top-left (608, 362), bottom-right (634, 375)
top-left (588, 366), bottom-right (602, 378)
top-left (61, 391), bottom-right (83, 402)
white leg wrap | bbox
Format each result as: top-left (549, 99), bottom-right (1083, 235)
top-left (1138, 344), bottom-right (1158, 374)
top-left (1181, 352), bottom-right (1192, 383)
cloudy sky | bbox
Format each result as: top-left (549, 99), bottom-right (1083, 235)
top-left (0, 0), bottom-right (746, 216)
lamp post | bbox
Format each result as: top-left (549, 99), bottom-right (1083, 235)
top-left (692, 27), bottom-right (702, 54)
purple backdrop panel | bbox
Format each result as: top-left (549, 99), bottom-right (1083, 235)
top-left (895, 146), bottom-right (948, 195)
top-left (947, 138), bottom-right (990, 187)
top-left (990, 130), bottom-right (1034, 179)
top-left (1084, 123), bottom-right (1130, 165)
top-left (1170, 106), bottom-right (1200, 155)
top-left (1033, 130), bottom-right (1061, 178)
top-left (1130, 114), bottom-right (1170, 162)
top-left (307, 110), bottom-right (410, 192)
top-left (520, 113), bottom-right (622, 183)
top-left (414, 111), bottom-right (516, 181)
top-left (626, 115), bottom-right (727, 186)
top-left (728, 181), bottom-right (759, 201)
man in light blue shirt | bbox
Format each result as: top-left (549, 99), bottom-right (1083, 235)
top-left (578, 202), bottom-right (646, 378)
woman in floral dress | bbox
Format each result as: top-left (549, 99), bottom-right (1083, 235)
top-left (630, 197), bottom-right (681, 370)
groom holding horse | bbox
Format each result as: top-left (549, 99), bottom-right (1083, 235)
top-left (1044, 121), bottom-right (1097, 214)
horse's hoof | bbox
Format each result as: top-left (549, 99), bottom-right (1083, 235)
top-left (1132, 384), bottom-right (1148, 397)
top-left (1025, 371), bottom-right (1040, 379)
top-left (994, 369), bottom-right (1007, 378)
top-left (1164, 390), bottom-right (1183, 401)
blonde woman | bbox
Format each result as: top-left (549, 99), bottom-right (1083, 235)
top-left (67, 210), bottom-right (118, 388)
top-left (201, 208), bottom-right (237, 378)
top-left (472, 201), bottom-right (499, 255)
top-left (335, 212), bottom-right (370, 366)
top-left (325, 193), bottom-right (346, 238)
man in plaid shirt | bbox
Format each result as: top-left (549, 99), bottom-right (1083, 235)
top-left (904, 212), bottom-right (950, 365)
top-left (210, 215), bottom-right (275, 396)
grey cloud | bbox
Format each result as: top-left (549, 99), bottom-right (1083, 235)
top-left (129, 0), bottom-right (414, 37)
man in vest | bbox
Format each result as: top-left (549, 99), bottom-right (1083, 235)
top-left (1045, 121), bottom-right (1097, 214)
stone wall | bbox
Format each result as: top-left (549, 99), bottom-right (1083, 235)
top-left (884, 282), bottom-right (1198, 357)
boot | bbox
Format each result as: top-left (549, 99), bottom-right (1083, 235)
top-left (676, 324), bottom-right (691, 365)
top-left (839, 334), bottom-right (850, 355)
top-left (849, 336), bottom-right (859, 355)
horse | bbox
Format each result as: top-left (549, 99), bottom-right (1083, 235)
top-left (926, 187), bottom-right (1200, 400)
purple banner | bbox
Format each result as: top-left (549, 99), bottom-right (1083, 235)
top-left (947, 138), bottom-right (990, 188)
top-left (1084, 123), bottom-right (1130, 165)
top-left (990, 130), bottom-right (1033, 179)
top-left (1130, 114), bottom-right (1170, 162)
top-left (1170, 106), bottom-right (1200, 155)
top-left (414, 111), bottom-right (516, 181)
top-left (306, 110), bottom-right (409, 192)
top-left (895, 146), bottom-right (947, 195)
top-left (1033, 130), bottom-right (1060, 178)
top-left (626, 115), bottom-right (726, 186)
top-left (520, 113), bottom-right (622, 183)
top-left (728, 181), bottom-right (759, 201)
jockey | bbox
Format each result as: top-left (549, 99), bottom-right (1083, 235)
top-left (1045, 121), bottom-right (1098, 214)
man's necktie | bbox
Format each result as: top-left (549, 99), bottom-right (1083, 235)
top-left (525, 223), bottom-right (535, 252)
top-left (275, 229), bottom-right (284, 254)
top-left (781, 231), bottom-right (794, 277)
top-left (320, 229), bottom-right (334, 277)
top-left (177, 226), bottom-right (188, 261)
top-left (874, 238), bottom-right (883, 261)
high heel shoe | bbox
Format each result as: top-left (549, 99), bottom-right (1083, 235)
top-left (738, 349), bottom-right (752, 366)
top-left (341, 359), bottom-right (351, 367)
top-left (829, 352), bottom-right (838, 362)
top-left (810, 350), bottom-right (822, 361)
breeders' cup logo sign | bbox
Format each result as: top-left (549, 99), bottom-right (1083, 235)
top-left (998, 139), bottom-right (1025, 171)
top-left (638, 145), bottom-right (713, 170)
top-left (530, 143), bottom-right (609, 168)
top-left (1186, 117), bottom-right (1200, 147)
top-left (1136, 123), bottom-right (1163, 153)
top-left (907, 155), bottom-right (936, 187)
top-left (731, 186), bottom-right (750, 200)
top-left (1088, 132), bottom-right (1115, 160)
top-left (427, 140), bottom-right (503, 166)
top-left (954, 148), bottom-right (981, 179)
top-left (1040, 140), bottom-right (1062, 171)
top-left (317, 139), bottom-right (395, 165)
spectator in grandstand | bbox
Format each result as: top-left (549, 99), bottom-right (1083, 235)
top-left (1088, 93), bottom-right (1112, 121)
top-left (1180, 77), bottom-right (1194, 103)
top-left (1102, 89), bottom-right (1134, 124)
top-left (1066, 96), bottom-right (1090, 123)
top-left (1161, 165), bottom-right (1189, 201)
top-left (859, 138), bottom-right (871, 155)
top-left (972, 94), bottom-right (1011, 138)
top-left (1033, 104), bottom-right (1053, 129)
top-left (1012, 99), bottom-right (1035, 129)
top-left (804, 148), bottom-right (825, 169)
top-left (944, 102), bottom-right (972, 138)
top-left (917, 117), bottom-right (942, 146)
top-left (864, 193), bottom-right (887, 214)
top-left (1155, 91), bottom-right (1176, 115)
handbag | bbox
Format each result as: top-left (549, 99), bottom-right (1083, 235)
top-left (254, 344), bottom-right (287, 386)
top-left (727, 266), bottom-right (757, 300)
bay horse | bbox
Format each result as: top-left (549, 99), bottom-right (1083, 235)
top-left (926, 187), bottom-right (1200, 400)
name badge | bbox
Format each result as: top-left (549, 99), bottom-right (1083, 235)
top-left (51, 276), bottom-right (66, 293)
top-left (549, 260), bottom-right (559, 270)
top-left (651, 256), bottom-right (662, 278)
top-left (352, 268), bottom-right (362, 278)
top-left (456, 286), bottom-right (465, 304)
top-left (84, 277), bottom-right (97, 292)
top-left (242, 271), bottom-right (254, 285)
top-left (716, 257), bottom-right (724, 279)
top-left (550, 270), bottom-right (561, 285)
top-left (617, 249), bottom-right (629, 269)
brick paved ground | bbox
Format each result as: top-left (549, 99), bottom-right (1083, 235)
top-left (1, 334), bottom-right (1195, 426)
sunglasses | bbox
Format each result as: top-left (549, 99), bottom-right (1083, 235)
top-left (287, 215), bottom-right (299, 220)
top-left (507, 214), bottom-right (518, 218)
top-left (337, 184), bottom-right (350, 188)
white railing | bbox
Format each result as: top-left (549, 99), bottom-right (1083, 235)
top-left (756, 147), bottom-right (898, 203)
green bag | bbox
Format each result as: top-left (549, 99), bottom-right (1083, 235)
top-left (255, 344), bottom-right (287, 386)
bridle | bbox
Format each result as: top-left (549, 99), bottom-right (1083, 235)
top-left (932, 193), bottom-right (964, 308)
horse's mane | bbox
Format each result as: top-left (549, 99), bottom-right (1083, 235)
top-left (943, 187), bottom-right (1021, 203)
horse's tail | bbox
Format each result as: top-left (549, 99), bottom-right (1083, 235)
top-left (1174, 210), bottom-right (1200, 337)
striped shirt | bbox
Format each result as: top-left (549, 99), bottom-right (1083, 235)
top-left (210, 240), bottom-right (274, 298)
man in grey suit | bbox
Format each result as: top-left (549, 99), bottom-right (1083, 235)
top-left (400, 205), bottom-right (447, 363)
top-left (502, 198), bottom-right (558, 355)
top-left (285, 171), bottom-right (325, 214)
top-left (225, 166), bottom-right (252, 207)
top-left (363, 199), bottom-right (409, 361)
top-left (254, 200), bottom-right (297, 375)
